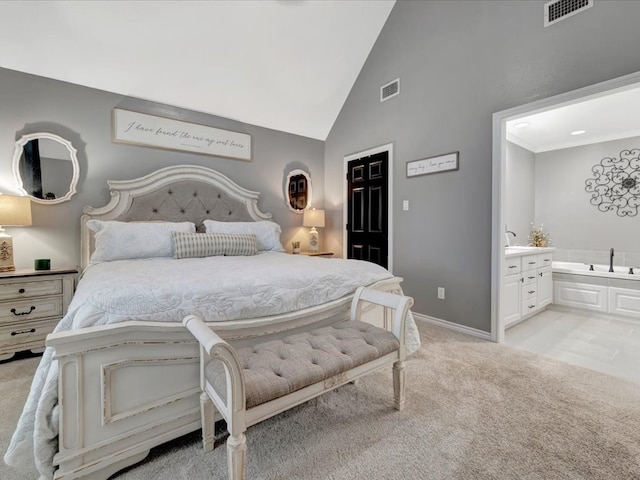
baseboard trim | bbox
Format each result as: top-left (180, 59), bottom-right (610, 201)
top-left (412, 312), bottom-right (492, 341)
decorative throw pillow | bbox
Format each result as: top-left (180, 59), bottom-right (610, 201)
top-left (203, 220), bottom-right (284, 252)
top-left (87, 220), bottom-right (195, 263)
top-left (171, 232), bottom-right (258, 258)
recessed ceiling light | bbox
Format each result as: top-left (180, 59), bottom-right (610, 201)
top-left (570, 130), bottom-right (586, 135)
top-left (513, 122), bottom-right (530, 129)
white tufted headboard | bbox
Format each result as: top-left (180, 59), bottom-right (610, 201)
top-left (80, 165), bottom-right (273, 270)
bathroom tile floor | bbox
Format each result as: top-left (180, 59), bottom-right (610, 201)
top-left (505, 306), bottom-right (640, 385)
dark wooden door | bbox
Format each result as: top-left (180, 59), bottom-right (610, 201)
top-left (346, 151), bottom-right (389, 268)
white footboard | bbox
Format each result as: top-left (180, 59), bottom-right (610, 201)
top-left (46, 277), bottom-right (404, 479)
top-left (48, 323), bottom-right (201, 480)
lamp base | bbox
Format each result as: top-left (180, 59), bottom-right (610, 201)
top-left (308, 227), bottom-right (319, 252)
top-left (0, 234), bottom-right (16, 272)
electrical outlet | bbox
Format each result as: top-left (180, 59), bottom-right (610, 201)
top-left (402, 200), bottom-right (409, 211)
top-left (437, 287), bottom-right (445, 300)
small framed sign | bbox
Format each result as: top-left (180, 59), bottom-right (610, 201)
top-left (406, 151), bottom-right (459, 177)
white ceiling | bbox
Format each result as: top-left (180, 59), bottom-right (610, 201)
top-left (0, 0), bottom-right (395, 140)
top-left (506, 85), bottom-right (640, 153)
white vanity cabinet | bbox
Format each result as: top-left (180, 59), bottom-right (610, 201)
top-left (503, 248), bottom-right (554, 328)
top-left (502, 257), bottom-right (522, 326)
top-left (537, 252), bottom-right (553, 309)
top-left (520, 256), bottom-right (539, 318)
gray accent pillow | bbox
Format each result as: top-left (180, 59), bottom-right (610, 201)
top-left (171, 232), bottom-right (258, 258)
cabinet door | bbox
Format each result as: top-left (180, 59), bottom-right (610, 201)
top-left (503, 275), bottom-right (522, 326)
top-left (537, 267), bottom-right (553, 309)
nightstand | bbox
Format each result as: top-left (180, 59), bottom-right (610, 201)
top-left (0, 267), bottom-right (78, 361)
top-left (299, 251), bottom-right (334, 257)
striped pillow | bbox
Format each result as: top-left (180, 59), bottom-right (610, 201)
top-left (171, 232), bottom-right (258, 258)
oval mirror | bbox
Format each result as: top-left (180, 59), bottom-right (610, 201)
top-left (285, 169), bottom-right (312, 213)
top-left (12, 132), bottom-right (79, 204)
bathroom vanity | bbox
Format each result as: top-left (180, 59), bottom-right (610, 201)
top-left (503, 247), bottom-right (554, 327)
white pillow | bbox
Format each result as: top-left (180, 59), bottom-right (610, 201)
top-left (203, 220), bottom-right (284, 252)
top-left (87, 220), bottom-right (196, 263)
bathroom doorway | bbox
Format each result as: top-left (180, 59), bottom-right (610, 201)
top-left (491, 71), bottom-right (640, 344)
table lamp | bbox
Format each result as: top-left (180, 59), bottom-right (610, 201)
top-left (0, 194), bottom-right (32, 272)
top-left (302, 208), bottom-right (325, 252)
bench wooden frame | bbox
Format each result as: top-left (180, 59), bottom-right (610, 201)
top-left (183, 286), bottom-right (414, 480)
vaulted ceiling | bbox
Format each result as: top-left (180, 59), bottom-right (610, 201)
top-left (0, 0), bottom-right (395, 140)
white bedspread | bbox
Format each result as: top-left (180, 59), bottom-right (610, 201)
top-left (4, 252), bottom-right (420, 479)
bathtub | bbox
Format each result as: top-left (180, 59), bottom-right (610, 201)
top-left (552, 261), bottom-right (640, 319)
top-left (552, 261), bottom-right (640, 281)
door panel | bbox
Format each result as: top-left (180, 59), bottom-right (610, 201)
top-left (347, 151), bottom-right (389, 268)
top-left (351, 188), bottom-right (365, 232)
top-left (369, 186), bottom-right (383, 232)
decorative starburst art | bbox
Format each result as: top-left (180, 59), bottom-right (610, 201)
top-left (585, 148), bottom-right (640, 217)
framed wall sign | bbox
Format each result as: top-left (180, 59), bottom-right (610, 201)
top-left (112, 108), bottom-right (252, 161)
top-left (407, 151), bottom-right (459, 177)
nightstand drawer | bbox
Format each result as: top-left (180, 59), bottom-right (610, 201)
top-left (0, 278), bottom-right (63, 301)
top-left (0, 296), bottom-right (64, 323)
top-left (0, 317), bottom-right (58, 351)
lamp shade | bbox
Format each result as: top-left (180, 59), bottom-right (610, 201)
top-left (0, 194), bottom-right (32, 226)
top-left (302, 208), bottom-right (325, 228)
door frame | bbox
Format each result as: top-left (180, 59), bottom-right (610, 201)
top-left (343, 143), bottom-right (394, 273)
top-left (491, 71), bottom-right (640, 343)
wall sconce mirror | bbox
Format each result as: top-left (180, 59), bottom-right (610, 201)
top-left (285, 169), bottom-right (312, 213)
top-left (12, 132), bottom-right (80, 204)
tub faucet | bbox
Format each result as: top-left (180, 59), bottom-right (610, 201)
top-left (609, 248), bottom-right (614, 273)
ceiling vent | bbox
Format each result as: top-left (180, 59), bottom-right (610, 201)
top-left (380, 78), bottom-right (400, 102)
top-left (544, 0), bottom-right (593, 27)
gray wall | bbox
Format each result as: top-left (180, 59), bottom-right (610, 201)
top-left (505, 142), bottom-right (535, 245)
top-left (0, 67), bottom-right (324, 269)
top-left (325, 0), bottom-right (640, 331)
top-left (535, 136), bottom-right (640, 259)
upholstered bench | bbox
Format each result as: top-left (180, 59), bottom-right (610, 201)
top-left (183, 286), bottom-right (414, 480)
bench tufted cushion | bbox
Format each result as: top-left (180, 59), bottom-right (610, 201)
top-left (205, 320), bottom-right (400, 409)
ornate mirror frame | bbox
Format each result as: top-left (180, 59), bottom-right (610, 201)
top-left (12, 132), bottom-right (80, 205)
top-left (284, 169), bottom-right (312, 213)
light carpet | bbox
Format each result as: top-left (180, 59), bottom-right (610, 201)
top-left (2, 322), bottom-right (640, 479)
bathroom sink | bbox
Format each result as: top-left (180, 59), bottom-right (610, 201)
top-left (505, 246), bottom-right (541, 253)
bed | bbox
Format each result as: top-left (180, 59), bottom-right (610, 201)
top-left (4, 164), bottom-right (420, 480)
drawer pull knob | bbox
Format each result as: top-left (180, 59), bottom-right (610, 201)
top-left (10, 306), bottom-right (36, 316)
top-left (528, 290), bottom-right (535, 294)
top-left (11, 328), bottom-right (36, 336)
top-left (508, 265), bottom-right (517, 269)
top-left (18, 288), bottom-right (25, 294)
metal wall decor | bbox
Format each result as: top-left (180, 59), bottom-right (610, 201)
top-left (585, 148), bottom-right (640, 217)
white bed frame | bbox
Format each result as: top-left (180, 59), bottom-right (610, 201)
top-left (45, 165), bottom-right (405, 480)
